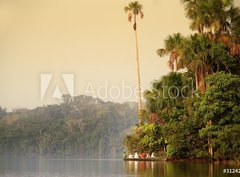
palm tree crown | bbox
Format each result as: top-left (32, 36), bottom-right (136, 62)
top-left (181, 0), bottom-right (234, 34)
top-left (124, 1), bottom-right (144, 30)
top-left (157, 33), bottom-right (184, 71)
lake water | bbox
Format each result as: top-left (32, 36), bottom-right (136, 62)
top-left (0, 156), bottom-right (239, 177)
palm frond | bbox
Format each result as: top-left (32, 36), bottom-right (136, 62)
top-left (128, 12), bottom-right (133, 22)
top-left (230, 43), bottom-right (240, 55)
top-left (124, 1), bottom-right (143, 18)
top-left (167, 60), bottom-right (174, 71)
top-left (140, 10), bottom-right (144, 19)
top-left (157, 48), bottom-right (167, 57)
top-left (124, 6), bottom-right (130, 13)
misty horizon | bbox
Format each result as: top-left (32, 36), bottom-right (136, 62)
top-left (1, 0), bottom-right (239, 109)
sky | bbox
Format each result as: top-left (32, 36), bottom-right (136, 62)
top-left (0, 0), bottom-right (239, 110)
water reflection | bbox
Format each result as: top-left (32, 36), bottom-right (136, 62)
top-left (123, 160), bottom-right (237, 177)
top-left (124, 161), bottom-right (163, 177)
top-left (0, 156), bottom-right (238, 177)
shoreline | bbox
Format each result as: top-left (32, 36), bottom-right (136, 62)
top-left (124, 157), bottom-right (240, 164)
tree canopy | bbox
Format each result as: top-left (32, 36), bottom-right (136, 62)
top-left (0, 95), bottom-right (138, 158)
top-left (125, 0), bottom-right (240, 161)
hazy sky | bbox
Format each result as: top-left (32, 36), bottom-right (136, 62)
top-left (0, 0), bottom-right (239, 110)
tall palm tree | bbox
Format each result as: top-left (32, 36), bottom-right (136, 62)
top-left (180, 34), bottom-right (213, 94)
top-left (124, 1), bottom-right (144, 124)
top-left (180, 34), bottom-right (214, 158)
top-left (157, 33), bottom-right (210, 93)
top-left (181, 0), bottom-right (233, 34)
top-left (157, 33), bottom-right (184, 71)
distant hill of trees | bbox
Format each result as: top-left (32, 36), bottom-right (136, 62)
top-left (0, 95), bottom-right (138, 158)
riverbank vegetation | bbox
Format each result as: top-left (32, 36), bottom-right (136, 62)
top-left (0, 95), bottom-right (137, 158)
top-left (125, 0), bottom-right (240, 161)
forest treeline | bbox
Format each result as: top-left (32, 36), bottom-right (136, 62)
top-left (0, 95), bottom-right (137, 158)
top-left (124, 0), bottom-right (240, 161)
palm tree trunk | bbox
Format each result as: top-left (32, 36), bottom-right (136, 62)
top-left (174, 59), bottom-right (177, 72)
top-left (198, 68), bottom-right (206, 94)
top-left (134, 15), bottom-right (143, 124)
top-left (195, 72), bottom-right (199, 90)
top-left (197, 69), bottom-right (212, 158)
top-left (198, 69), bottom-right (212, 158)
top-left (217, 63), bottom-right (220, 72)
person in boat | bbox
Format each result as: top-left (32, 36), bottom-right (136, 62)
top-left (151, 152), bottom-right (155, 158)
top-left (123, 152), bottom-right (127, 158)
top-left (128, 154), bottom-right (133, 158)
top-left (140, 152), bottom-right (146, 158)
top-left (146, 153), bottom-right (150, 158)
top-left (134, 152), bottom-right (139, 158)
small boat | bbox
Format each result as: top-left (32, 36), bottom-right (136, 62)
top-left (123, 158), bottom-right (162, 161)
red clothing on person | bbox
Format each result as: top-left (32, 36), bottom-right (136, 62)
top-left (140, 153), bottom-right (146, 158)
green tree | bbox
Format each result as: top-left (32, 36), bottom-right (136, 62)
top-left (197, 72), bottom-right (240, 160)
top-left (180, 34), bottom-right (213, 94)
top-left (124, 124), bottom-right (163, 153)
top-left (144, 72), bottom-right (194, 123)
top-left (157, 33), bottom-right (184, 71)
top-left (181, 0), bottom-right (234, 34)
top-left (0, 107), bottom-right (7, 119)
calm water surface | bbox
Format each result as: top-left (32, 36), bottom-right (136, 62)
top-left (0, 156), bottom-right (239, 177)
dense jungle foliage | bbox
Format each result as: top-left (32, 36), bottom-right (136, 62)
top-left (125, 0), bottom-right (240, 161)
